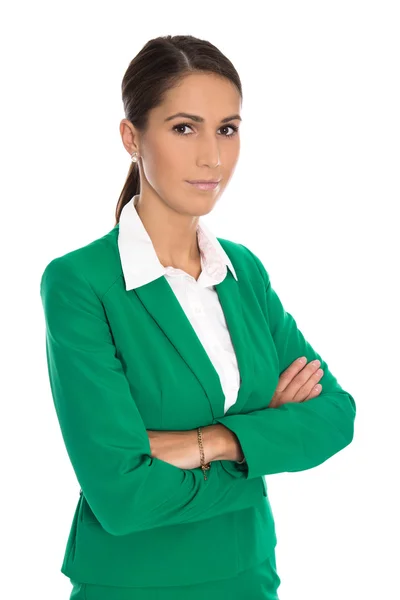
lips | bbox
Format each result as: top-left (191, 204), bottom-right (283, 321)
top-left (186, 180), bottom-right (221, 191)
top-left (188, 180), bottom-right (221, 184)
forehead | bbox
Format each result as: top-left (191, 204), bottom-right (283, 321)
top-left (153, 73), bottom-right (241, 120)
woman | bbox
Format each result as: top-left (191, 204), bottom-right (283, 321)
top-left (40, 35), bottom-right (356, 600)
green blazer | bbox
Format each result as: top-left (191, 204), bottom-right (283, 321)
top-left (40, 223), bottom-right (356, 588)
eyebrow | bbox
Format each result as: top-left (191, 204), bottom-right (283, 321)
top-left (164, 112), bottom-right (242, 123)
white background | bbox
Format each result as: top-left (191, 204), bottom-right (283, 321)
top-left (1, 1), bottom-right (399, 598)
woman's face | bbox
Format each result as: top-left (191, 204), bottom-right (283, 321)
top-left (122, 72), bottom-right (242, 218)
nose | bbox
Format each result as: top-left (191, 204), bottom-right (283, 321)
top-left (196, 134), bottom-right (221, 169)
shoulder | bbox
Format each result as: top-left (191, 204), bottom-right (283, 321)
top-left (40, 225), bottom-right (122, 299)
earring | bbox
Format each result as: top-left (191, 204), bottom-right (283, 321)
top-left (131, 151), bottom-right (139, 163)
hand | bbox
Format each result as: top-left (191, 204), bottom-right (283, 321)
top-left (269, 356), bottom-right (324, 408)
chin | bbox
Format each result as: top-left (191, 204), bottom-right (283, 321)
top-left (188, 196), bottom-right (219, 216)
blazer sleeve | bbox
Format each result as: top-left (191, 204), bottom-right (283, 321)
top-left (40, 256), bottom-right (263, 537)
top-left (214, 245), bottom-right (356, 480)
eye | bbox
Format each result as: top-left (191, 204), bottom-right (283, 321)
top-left (172, 122), bottom-right (239, 138)
top-left (172, 123), bottom-right (193, 136)
top-left (219, 124), bottom-right (239, 137)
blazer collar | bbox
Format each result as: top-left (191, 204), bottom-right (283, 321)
top-left (117, 195), bottom-right (238, 290)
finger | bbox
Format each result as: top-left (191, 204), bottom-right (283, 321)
top-left (302, 383), bottom-right (323, 401)
top-left (276, 356), bottom-right (308, 393)
top-left (294, 368), bottom-right (324, 402)
top-left (284, 360), bottom-right (322, 399)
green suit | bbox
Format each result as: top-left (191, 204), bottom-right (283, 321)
top-left (40, 223), bottom-right (356, 591)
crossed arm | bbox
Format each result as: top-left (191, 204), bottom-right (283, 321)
top-left (40, 247), bottom-right (355, 536)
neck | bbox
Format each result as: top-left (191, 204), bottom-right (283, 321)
top-left (133, 193), bottom-right (201, 269)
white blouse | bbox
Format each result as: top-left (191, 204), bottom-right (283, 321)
top-left (117, 194), bottom-right (241, 415)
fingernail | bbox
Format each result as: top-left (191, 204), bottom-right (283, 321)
top-left (298, 357), bottom-right (307, 364)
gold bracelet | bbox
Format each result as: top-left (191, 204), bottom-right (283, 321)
top-left (197, 427), bottom-right (211, 480)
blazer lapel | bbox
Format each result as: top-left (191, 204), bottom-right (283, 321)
top-left (133, 269), bottom-right (254, 419)
top-left (215, 269), bottom-right (255, 416)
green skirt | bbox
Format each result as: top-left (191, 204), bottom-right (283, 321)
top-left (69, 549), bottom-right (281, 599)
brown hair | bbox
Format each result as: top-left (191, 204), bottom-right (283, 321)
top-left (114, 35), bottom-right (243, 225)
